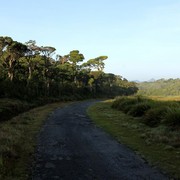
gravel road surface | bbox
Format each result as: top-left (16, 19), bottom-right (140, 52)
top-left (31, 100), bottom-right (168, 180)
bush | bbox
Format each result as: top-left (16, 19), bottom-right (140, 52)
top-left (112, 96), bottom-right (144, 111)
top-left (111, 97), bottom-right (126, 109)
top-left (163, 107), bottom-right (180, 127)
top-left (143, 106), bottom-right (168, 127)
top-left (0, 99), bottom-right (32, 122)
top-left (112, 96), bottom-right (180, 130)
top-left (128, 102), bottom-right (151, 117)
top-left (118, 99), bottom-right (136, 111)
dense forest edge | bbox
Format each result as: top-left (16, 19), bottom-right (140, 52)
top-left (0, 36), bottom-right (138, 121)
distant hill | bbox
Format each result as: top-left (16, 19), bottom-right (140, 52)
top-left (137, 78), bottom-right (180, 96)
top-left (147, 78), bottom-right (156, 82)
top-left (132, 78), bottom-right (156, 83)
top-left (132, 80), bottom-right (141, 83)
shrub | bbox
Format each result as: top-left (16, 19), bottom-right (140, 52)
top-left (112, 96), bottom-right (144, 111)
top-left (111, 97), bottom-right (126, 109)
top-left (0, 99), bottom-right (31, 122)
top-left (163, 107), bottom-right (180, 127)
top-left (117, 98), bottom-right (137, 111)
top-left (143, 106), bottom-right (168, 127)
top-left (128, 102), bottom-right (151, 117)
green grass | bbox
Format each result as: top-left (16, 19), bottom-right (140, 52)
top-left (0, 101), bottom-right (71, 180)
top-left (88, 100), bottom-right (180, 179)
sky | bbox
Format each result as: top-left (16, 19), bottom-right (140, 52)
top-left (0, 0), bottom-right (180, 81)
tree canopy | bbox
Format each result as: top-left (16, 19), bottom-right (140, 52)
top-left (0, 36), bottom-right (138, 100)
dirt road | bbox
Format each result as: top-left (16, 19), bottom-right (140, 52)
top-left (32, 100), bottom-right (168, 180)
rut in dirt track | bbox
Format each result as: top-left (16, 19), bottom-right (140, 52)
top-left (32, 100), bottom-right (168, 180)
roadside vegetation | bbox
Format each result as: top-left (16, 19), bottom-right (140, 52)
top-left (112, 96), bottom-right (180, 130)
top-left (0, 101), bottom-right (70, 180)
top-left (0, 98), bottom-right (33, 122)
top-left (88, 97), bottom-right (180, 179)
top-left (0, 96), bottom-right (83, 123)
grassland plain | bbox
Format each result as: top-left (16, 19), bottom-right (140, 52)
top-left (148, 96), bottom-right (180, 101)
top-left (87, 99), bottom-right (180, 179)
top-left (0, 101), bottom-right (71, 180)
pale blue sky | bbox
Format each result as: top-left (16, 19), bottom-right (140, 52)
top-left (0, 0), bottom-right (180, 81)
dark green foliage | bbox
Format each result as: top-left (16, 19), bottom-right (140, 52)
top-left (0, 99), bottom-right (33, 122)
top-left (143, 107), bottom-right (168, 127)
top-left (117, 98), bottom-right (139, 112)
top-left (112, 96), bottom-right (141, 109)
top-left (163, 108), bottom-right (180, 127)
top-left (0, 36), bottom-right (138, 122)
top-left (112, 96), bottom-right (147, 114)
top-left (112, 96), bottom-right (180, 128)
top-left (128, 102), bottom-right (151, 117)
top-left (0, 36), bottom-right (138, 103)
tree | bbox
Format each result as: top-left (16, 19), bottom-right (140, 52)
top-left (83, 56), bottom-right (108, 71)
top-left (55, 56), bottom-right (71, 84)
top-left (21, 40), bottom-right (42, 82)
top-left (0, 35), bottom-right (139, 99)
top-left (40, 46), bottom-right (56, 96)
top-left (0, 36), bottom-right (13, 80)
top-left (0, 37), bottom-right (28, 81)
top-left (68, 50), bottom-right (84, 84)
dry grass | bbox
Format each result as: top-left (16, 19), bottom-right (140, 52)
top-left (149, 96), bottom-right (180, 101)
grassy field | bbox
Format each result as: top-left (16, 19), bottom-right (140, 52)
top-left (0, 101), bottom-right (71, 180)
top-left (88, 98), bottom-right (180, 179)
top-left (148, 96), bottom-right (180, 101)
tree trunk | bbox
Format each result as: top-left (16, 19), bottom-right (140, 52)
top-left (8, 60), bottom-right (14, 81)
top-left (28, 66), bottom-right (32, 81)
top-left (8, 71), bottom-right (13, 81)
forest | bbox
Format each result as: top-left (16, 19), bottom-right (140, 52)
top-left (0, 36), bottom-right (138, 101)
top-left (137, 78), bottom-right (180, 96)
